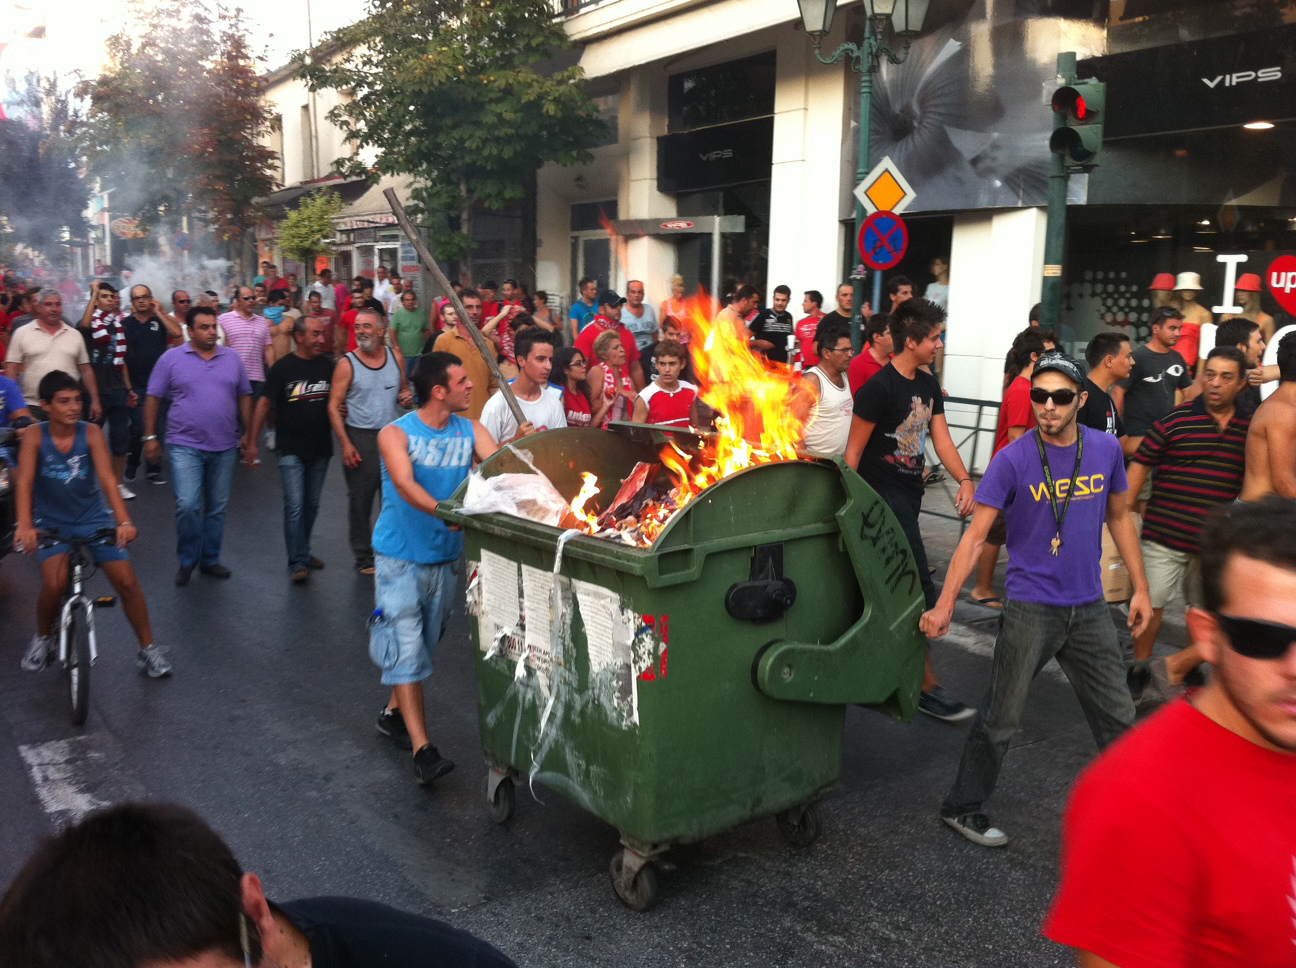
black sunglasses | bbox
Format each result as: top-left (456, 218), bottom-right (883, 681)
top-left (1215, 614), bottom-right (1296, 661)
top-left (1029, 387), bottom-right (1078, 406)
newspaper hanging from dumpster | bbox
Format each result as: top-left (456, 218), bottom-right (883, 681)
top-left (467, 547), bottom-right (662, 730)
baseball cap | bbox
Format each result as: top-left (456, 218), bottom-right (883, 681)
top-left (598, 289), bottom-right (626, 308)
top-left (1032, 351), bottom-right (1084, 388)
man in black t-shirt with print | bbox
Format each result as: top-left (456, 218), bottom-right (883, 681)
top-left (749, 284), bottom-right (796, 363)
top-left (1114, 308), bottom-right (1196, 450)
top-left (245, 316), bottom-right (334, 583)
top-left (845, 298), bottom-right (978, 722)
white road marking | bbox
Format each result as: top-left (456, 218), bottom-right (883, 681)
top-left (18, 737), bottom-right (110, 825)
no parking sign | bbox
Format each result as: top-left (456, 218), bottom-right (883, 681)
top-left (858, 211), bottom-right (908, 272)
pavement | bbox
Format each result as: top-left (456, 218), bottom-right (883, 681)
top-left (0, 456), bottom-right (1188, 967)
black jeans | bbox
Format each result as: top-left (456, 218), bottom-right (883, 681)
top-left (343, 426), bottom-right (382, 568)
top-left (871, 481), bottom-right (936, 609)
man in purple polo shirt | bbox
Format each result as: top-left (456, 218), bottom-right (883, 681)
top-left (143, 306), bottom-right (252, 586)
top-left (217, 286), bottom-right (274, 395)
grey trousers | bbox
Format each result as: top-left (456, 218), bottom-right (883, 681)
top-left (943, 598), bottom-right (1134, 816)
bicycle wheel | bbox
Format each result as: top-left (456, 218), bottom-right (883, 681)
top-left (67, 603), bottom-right (90, 726)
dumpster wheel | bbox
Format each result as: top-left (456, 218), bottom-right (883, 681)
top-left (775, 803), bottom-right (822, 848)
top-left (485, 771), bottom-right (516, 825)
top-left (609, 850), bottom-right (659, 912)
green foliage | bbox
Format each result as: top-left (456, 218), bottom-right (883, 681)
top-left (278, 190), bottom-right (344, 265)
top-left (299, 0), bottom-right (606, 268)
top-left (0, 74), bottom-right (90, 258)
top-left (76, 0), bottom-right (277, 245)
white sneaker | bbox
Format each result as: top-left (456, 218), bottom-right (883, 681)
top-left (22, 634), bottom-right (53, 672)
top-left (118, 483), bottom-right (136, 500)
top-left (264, 429), bottom-right (276, 450)
top-left (137, 645), bottom-right (172, 678)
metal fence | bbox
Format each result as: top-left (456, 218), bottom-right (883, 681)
top-left (921, 395), bottom-right (1001, 534)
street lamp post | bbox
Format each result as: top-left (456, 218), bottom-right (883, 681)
top-left (796, 0), bottom-right (929, 350)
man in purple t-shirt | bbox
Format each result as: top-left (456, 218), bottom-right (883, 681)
top-left (144, 306), bottom-right (252, 586)
top-left (919, 353), bottom-right (1152, 849)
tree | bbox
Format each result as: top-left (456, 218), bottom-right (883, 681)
top-left (76, 0), bottom-right (277, 270)
top-left (0, 74), bottom-right (90, 260)
top-left (277, 190), bottom-right (344, 272)
top-left (300, 0), bottom-right (606, 279)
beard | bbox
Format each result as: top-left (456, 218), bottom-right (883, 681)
top-left (357, 334), bottom-right (380, 353)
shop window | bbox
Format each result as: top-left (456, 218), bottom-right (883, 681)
top-left (667, 51), bottom-right (776, 134)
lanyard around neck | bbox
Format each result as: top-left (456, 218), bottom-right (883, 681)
top-left (1034, 427), bottom-right (1084, 555)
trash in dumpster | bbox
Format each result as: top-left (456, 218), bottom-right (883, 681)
top-left (561, 302), bottom-right (817, 546)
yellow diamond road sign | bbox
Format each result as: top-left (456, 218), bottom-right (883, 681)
top-left (855, 156), bottom-right (916, 215)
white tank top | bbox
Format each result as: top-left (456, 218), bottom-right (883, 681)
top-left (803, 365), bottom-right (853, 456)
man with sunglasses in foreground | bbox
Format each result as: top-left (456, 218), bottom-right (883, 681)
top-left (1044, 497), bottom-right (1296, 967)
top-left (921, 352), bottom-right (1151, 847)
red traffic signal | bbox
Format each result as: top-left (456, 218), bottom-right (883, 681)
top-left (1049, 78), bottom-right (1106, 168)
top-left (1051, 86), bottom-right (1090, 122)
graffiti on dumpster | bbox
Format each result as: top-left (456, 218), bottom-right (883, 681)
top-left (858, 502), bottom-right (920, 599)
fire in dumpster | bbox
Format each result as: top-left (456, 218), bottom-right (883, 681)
top-left (565, 298), bottom-right (817, 546)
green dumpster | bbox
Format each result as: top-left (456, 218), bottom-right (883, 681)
top-left (436, 424), bottom-right (926, 910)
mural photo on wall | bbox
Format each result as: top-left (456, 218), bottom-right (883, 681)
top-left (866, 0), bottom-right (1105, 212)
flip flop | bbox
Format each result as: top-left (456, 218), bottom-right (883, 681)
top-left (972, 596), bottom-right (1004, 609)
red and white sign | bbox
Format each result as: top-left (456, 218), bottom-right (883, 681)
top-left (659, 220), bottom-right (696, 230)
top-left (1266, 254), bottom-right (1296, 314)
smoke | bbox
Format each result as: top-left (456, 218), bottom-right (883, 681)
top-left (119, 254), bottom-right (235, 303)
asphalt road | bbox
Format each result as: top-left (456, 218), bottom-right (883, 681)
top-left (0, 456), bottom-right (1184, 967)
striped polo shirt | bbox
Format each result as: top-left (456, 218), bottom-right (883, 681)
top-left (1132, 399), bottom-right (1249, 553)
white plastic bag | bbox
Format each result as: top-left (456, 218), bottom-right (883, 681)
top-left (460, 471), bottom-right (569, 526)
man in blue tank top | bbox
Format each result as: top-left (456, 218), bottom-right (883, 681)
top-left (370, 351), bottom-right (499, 786)
top-left (13, 370), bottom-right (171, 678)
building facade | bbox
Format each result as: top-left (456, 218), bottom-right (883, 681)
top-left (539, 0), bottom-right (1296, 454)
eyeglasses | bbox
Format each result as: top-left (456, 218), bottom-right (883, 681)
top-left (1029, 387), bottom-right (1078, 406)
top-left (175, 299), bottom-right (191, 304)
top-left (1214, 614), bottom-right (1296, 660)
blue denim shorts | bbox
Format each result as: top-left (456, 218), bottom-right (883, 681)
top-left (370, 553), bottom-right (459, 686)
top-left (36, 526), bottom-right (129, 565)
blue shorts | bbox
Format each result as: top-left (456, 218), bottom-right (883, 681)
top-left (370, 553), bottom-right (458, 686)
top-left (37, 527), bottom-right (129, 565)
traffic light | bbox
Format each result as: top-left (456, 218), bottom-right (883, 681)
top-left (1049, 78), bottom-right (1106, 169)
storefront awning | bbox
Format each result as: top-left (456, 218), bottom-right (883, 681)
top-left (575, 0), bottom-right (795, 79)
top-left (256, 177), bottom-right (370, 217)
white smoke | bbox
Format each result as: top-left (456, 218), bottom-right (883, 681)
top-left (119, 254), bottom-right (236, 305)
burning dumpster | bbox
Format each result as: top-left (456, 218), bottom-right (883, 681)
top-left (436, 419), bottom-right (928, 911)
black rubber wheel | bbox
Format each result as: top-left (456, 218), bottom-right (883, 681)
top-left (487, 776), bottom-right (515, 824)
top-left (776, 803), bottom-right (821, 848)
top-left (609, 851), bottom-right (658, 912)
top-left (67, 607), bottom-right (90, 726)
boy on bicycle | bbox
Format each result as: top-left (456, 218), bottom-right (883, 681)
top-left (12, 370), bottom-right (170, 677)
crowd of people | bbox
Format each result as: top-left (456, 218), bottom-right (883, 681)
top-left (3, 259), bottom-right (1295, 965)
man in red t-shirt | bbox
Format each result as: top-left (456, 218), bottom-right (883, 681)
top-left (848, 313), bottom-right (894, 395)
top-left (574, 290), bottom-right (645, 392)
top-left (795, 290), bottom-right (825, 367)
top-left (1044, 496), bottom-right (1296, 968)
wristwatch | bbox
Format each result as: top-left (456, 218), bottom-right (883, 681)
top-left (143, 435), bottom-right (158, 442)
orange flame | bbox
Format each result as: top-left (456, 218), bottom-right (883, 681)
top-left (565, 295), bottom-right (817, 545)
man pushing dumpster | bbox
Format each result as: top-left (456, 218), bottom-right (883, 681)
top-left (919, 352), bottom-right (1152, 847)
top-left (369, 352), bottom-right (501, 786)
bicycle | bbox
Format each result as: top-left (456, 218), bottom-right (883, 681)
top-left (36, 527), bottom-right (119, 726)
